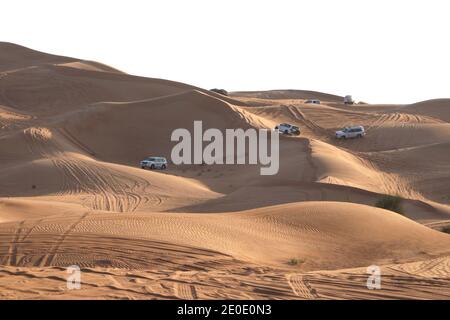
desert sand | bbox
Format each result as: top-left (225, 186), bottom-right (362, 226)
top-left (0, 43), bottom-right (449, 299)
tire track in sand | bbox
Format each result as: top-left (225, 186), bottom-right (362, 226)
top-left (286, 273), bottom-right (319, 299)
top-left (2, 220), bottom-right (25, 266)
top-left (24, 127), bottom-right (161, 212)
top-left (38, 212), bottom-right (89, 267)
top-left (173, 271), bottom-right (199, 300)
top-left (286, 105), bottom-right (329, 136)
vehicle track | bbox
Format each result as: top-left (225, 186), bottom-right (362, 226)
top-left (23, 127), bottom-right (161, 212)
top-left (2, 220), bottom-right (25, 266)
top-left (13, 219), bottom-right (45, 266)
top-left (367, 112), bottom-right (440, 131)
top-left (286, 273), bottom-right (319, 299)
top-left (173, 271), bottom-right (199, 299)
top-left (286, 105), bottom-right (328, 136)
top-left (386, 257), bottom-right (450, 278)
top-left (38, 212), bottom-right (90, 267)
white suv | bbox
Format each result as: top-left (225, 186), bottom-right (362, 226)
top-left (140, 157), bottom-right (168, 170)
top-left (275, 123), bottom-right (301, 135)
top-left (335, 126), bottom-right (365, 139)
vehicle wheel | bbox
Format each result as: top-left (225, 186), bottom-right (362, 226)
top-left (150, 164), bottom-right (155, 170)
top-left (161, 164), bottom-right (166, 170)
top-left (141, 166), bottom-right (146, 169)
top-left (284, 130), bottom-right (289, 134)
top-left (358, 134), bottom-right (362, 138)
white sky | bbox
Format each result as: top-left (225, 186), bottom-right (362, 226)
top-left (2, 0), bottom-right (449, 104)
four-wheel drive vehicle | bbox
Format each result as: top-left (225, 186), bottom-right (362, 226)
top-left (275, 123), bottom-right (301, 135)
top-left (305, 99), bottom-right (321, 104)
top-left (344, 95), bottom-right (354, 105)
top-left (335, 126), bottom-right (365, 139)
top-left (141, 157), bottom-right (167, 170)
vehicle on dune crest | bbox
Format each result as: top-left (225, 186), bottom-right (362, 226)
top-left (305, 99), bottom-right (321, 104)
top-left (344, 95), bottom-right (354, 105)
top-left (209, 88), bottom-right (228, 96)
top-left (275, 123), bottom-right (301, 135)
top-left (140, 157), bottom-right (168, 170)
top-left (335, 126), bottom-right (365, 139)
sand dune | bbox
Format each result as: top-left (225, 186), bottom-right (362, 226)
top-left (0, 43), bottom-right (244, 116)
top-left (1, 44), bottom-right (450, 299)
top-left (0, 202), bottom-right (449, 299)
top-left (0, 42), bottom-right (76, 72)
top-left (0, 126), bottom-right (218, 212)
top-left (59, 90), bottom-right (253, 165)
top-left (231, 89), bottom-right (344, 102)
top-left (1, 202), bottom-right (449, 270)
top-left (56, 61), bottom-right (125, 74)
top-left (0, 198), bottom-right (85, 224)
top-left (402, 99), bottom-right (450, 122)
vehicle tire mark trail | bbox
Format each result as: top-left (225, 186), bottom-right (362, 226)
top-left (39, 212), bottom-right (89, 267)
top-left (286, 273), bottom-right (319, 299)
top-left (286, 105), bottom-right (330, 137)
top-left (173, 271), bottom-right (199, 300)
top-left (3, 220), bottom-right (25, 266)
top-left (13, 219), bottom-right (45, 267)
top-left (23, 126), bottom-right (161, 212)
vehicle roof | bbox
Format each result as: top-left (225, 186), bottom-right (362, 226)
top-left (344, 126), bottom-right (364, 130)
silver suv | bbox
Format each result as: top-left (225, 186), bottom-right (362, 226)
top-left (335, 126), bottom-right (365, 139)
top-left (275, 123), bottom-right (301, 135)
top-left (140, 157), bottom-right (168, 170)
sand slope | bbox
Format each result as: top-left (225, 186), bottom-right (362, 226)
top-left (231, 89), bottom-right (344, 102)
top-left (1, 202), bottom-right (449, 271)
top-left (402, 99), bottom-right (450, 122)
top-left (2, 256), bottom-right (449, 300)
